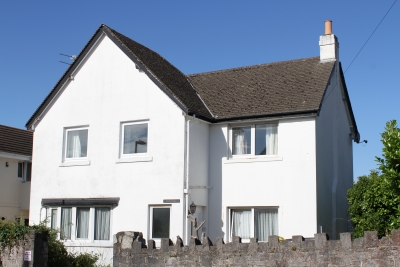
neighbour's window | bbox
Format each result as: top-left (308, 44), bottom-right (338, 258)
top-left (150, 207), bottom-right (170, 239)
top-left (121, 122), bottom-right (148, 156)
top-left (65, 127), bottom-right (88, 159)
top-left (230, 208), bottom-right (278, 242)
top-left (94, 208), bottom-right (111, 240)
top-left (17, 162), bottom-right (32, 181)
top-left (231, 124), bottom-right (278, 156)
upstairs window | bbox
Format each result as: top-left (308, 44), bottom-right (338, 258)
top-left (121, 122), bottom-right (148, 156)
top-left (65, 127), bottom-right (88, 159)
top-left (231, 124), bottom-right (278, 156)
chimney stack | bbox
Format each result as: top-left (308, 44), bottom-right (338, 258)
top-left (319, 20), bottom-right (339, 62)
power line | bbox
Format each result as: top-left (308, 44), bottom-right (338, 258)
top-left (320, 0), bottom-right (397, 110)
top-left (344, 0), bottom-right (398, 73)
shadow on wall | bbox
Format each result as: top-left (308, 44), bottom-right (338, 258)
top-left (208, 125), bottom-right (228, 240)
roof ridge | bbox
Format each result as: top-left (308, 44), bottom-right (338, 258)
top-left (187, 56), bottom-right (320, 77)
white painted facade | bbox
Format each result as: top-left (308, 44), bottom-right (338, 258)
top-left (28, 24), bottom-right (356, 265)
top-left (29, 34), bottom-right (188, 264)
top-left (0, 153), bottom-right (31, 222)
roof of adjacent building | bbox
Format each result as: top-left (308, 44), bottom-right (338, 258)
top-left (187, 57), bottom-right (335, 120)
top-left (0, 125), bottom-right (33, 156)
top-left (26, 24), bottom-right (354, 135)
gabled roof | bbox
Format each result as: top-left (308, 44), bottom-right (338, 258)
top-left (26, 25), bottom-right (355, 135)
top-left (0, 125), bottom-right (33, 156)
top-left (26, 24), bottom-right (212, 129)
top-left (187, 57), bottom-right (335, 120)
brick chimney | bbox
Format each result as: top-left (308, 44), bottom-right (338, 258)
top-left (319, 20), bottom-right (339, 62)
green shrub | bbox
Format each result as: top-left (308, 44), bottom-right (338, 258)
top-left (0, 220), bottom-right (98, 267)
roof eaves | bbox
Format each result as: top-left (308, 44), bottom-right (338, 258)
top-left (339, 62), bottom-right (360, 142)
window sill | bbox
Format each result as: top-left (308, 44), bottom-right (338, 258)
top-left (59, 160), bottom-right (91, 167)
top-left (116, 155), bottom-right (153, 163)
top-left (223, 156), bottom-right (283, 164)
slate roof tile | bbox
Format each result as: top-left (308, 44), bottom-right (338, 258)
top-left (0, 125), bottom-right (33, 156)
top-left (187, 57), bottom-right (335, 119)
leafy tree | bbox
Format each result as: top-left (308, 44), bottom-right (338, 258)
top-left (348, 120), bottom-right (400, 238)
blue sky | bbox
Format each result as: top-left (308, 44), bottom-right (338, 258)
top-left (0, 1), bottom-right (398, 180)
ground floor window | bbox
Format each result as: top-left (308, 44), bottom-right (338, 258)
top-left (230, 207), bottom-right (278, 242)
top-left (48, 206), bottom-right (111, 242)
top-left (150, 206), bottom-right (170, 239)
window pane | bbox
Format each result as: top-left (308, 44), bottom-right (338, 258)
top-left (51, 209), bottom-right (58, 230)
top-left (17, 162), bottom-right (23, 178)
top-left (231, 209), bottom-right (251, 239)
top-left (94, 208), bottom-right (110, 240)
top-left (123, 123), bottom-right (148, 154)
top-left (60, 208), bottom-right (72, 239)
top-left (76, 208), bottom-right (90, 239)
top-left (152, 208), bottom-right (170, 238)
top-left (232, 126), bottom-right (251, 155)
top-left (254, 208), bottom-right (278, 242)
top-left (255, 124), bottom-right (277, 155)
top-left (66, 129), bottom-right (88, 158)
top-left (26, 163), bottom-right (32, 181)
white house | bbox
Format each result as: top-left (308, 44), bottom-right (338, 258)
top-left (27, 20), bottom-right (359, 263)
top-left (0, 124), bottom-right (32, 224)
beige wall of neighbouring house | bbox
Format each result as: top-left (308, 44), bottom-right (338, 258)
top-left (0, 156), bottom-right (31, 222)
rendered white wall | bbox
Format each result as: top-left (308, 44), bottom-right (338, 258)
top-left (207, 118), bottom-right (317, 242)
top-left (29, 34), bottom-right (186, 263)
top-left (316, 62), bottom-right (354, 239)
top-left (0, 157), bottom-right (30, 221)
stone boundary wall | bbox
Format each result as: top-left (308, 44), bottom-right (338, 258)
top-left (0, 232), bottom-right (47, 267)
top-left (113, 231), bottom-right (400, 266)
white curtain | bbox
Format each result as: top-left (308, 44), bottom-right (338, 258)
top-left (254, 209), bottom-right (278, 242)
top-left (94, 208), bottom-right (110, 240)
top-left (76, 208), bottom-right (90, 239)
top-left (61, 208), bottom-right (72, 239)
top-left (233, 127), bottom-right (250, 155)
top-left (66, 130), bottom-right (88, 158)
top-left (231, 210), bottom-right (251, 239)
top-left (265, 125), bottom-right (278, 155)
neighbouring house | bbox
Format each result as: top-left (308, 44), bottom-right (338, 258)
top-left (0, 124), bottom-right (33, 224)
top-left (27, 20), bottom-right (359, 263)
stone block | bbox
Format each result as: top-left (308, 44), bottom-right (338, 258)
top-left (161, 238), bottom-right (171, 252)
top-left (292, 235), bottom-right (304, 248)
top-left (380, 236), bottom-right (390, 246)
top-left (364, 231), bottom-right (378, 247)
top-left (216, 237), bottom-right (224, 250)
top-left (121, 235), bottom-right (134, 250)
top-left (202, 236), bottom-right (213, 246)
top-left (147, 239), bottom-right (156, 252)
top-left (352, 237), bottom-right (364, 248)
top-left (392, 230), bottom-right (400, 246)
top-left (314, 233), bottom-right (327, 249)
top-left (340, 232), bottom-right (352, 249)
top-left (250, 237), bottom-right (258, 244)
top-left (268, 235), bottom-right (279, 248)
top-left (132, 241), bottom-right (142, 254)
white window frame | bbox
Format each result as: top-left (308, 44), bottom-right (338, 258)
top-left (63, 126), bottom-right (89, 162)
top-left (17, 161), bottom-right (31, 182)
top-left (149, 205), bottom-right (171, 246)
top-left (228, 206), bottom-right (279, 242)
top-left (229, 123), bottom-right (278, 158)
top-left (120, 121), bottom-right (149, 157)
top-left (47, 206), bottom-right (112, 243)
